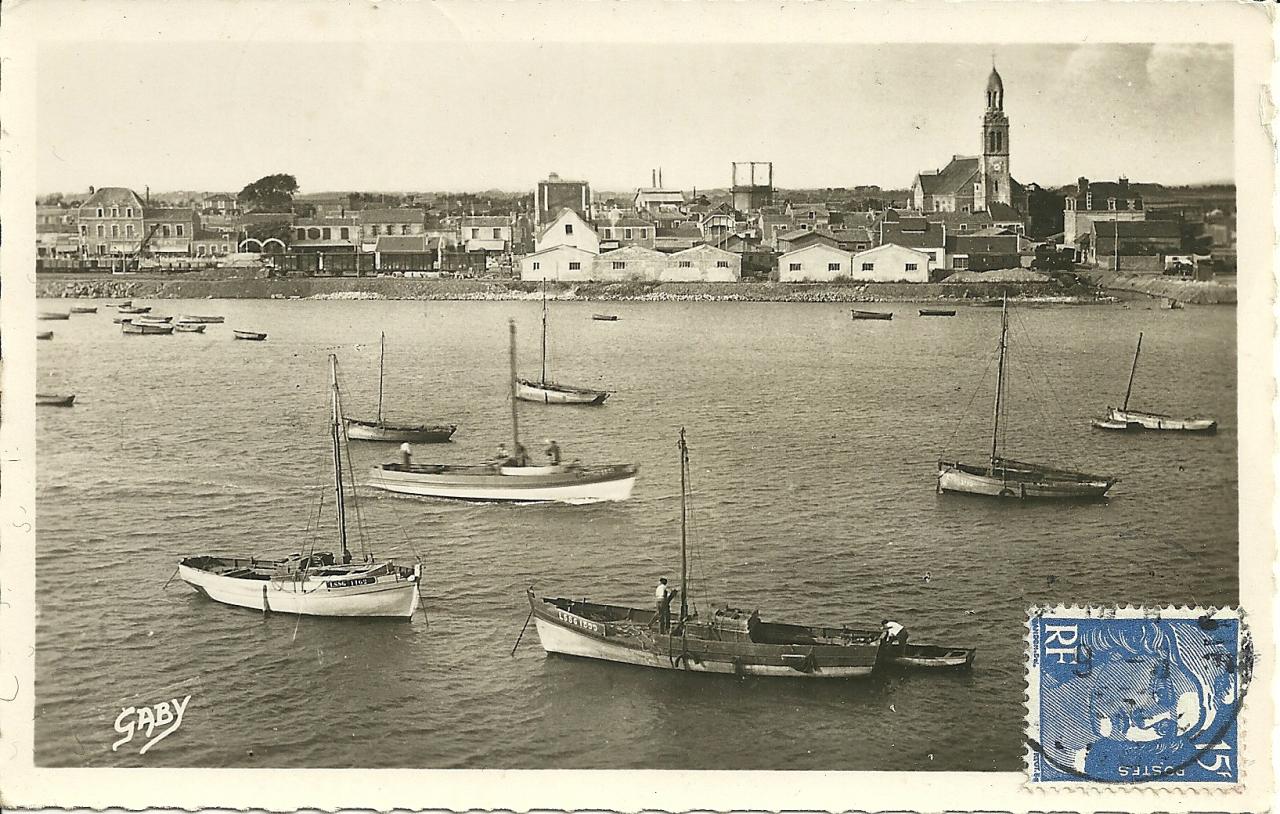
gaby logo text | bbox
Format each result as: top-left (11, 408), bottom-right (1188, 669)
top-left (112, 694), bottom-right (192, 755)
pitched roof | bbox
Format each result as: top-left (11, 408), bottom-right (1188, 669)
top-left (657, 225), bottom-right (703, 238)
top-left (881, 219), bottom-right (946, 248)
top-left (635, 189), bottom-right (686, 203)
top-left (987, 202), bottom-right (1025, 221)
top-left (951, 234), bottom-right (1020, 253)
top-left (916, 157), bottom-right (980, 195)
top-left (778, 242), bottom-right (853, 260)
top-left (830, 227), bottom-right (873, 244)
top-left (358, 208), bottom-right (425, 224)
top-left (600, 245), bottom-right (667, 261)
top-left (598, 217), bottom-right (652, 228)
top-left (671, 243), bottom-right (737, 259)
top-left (80, 187), bottom-right (146, 211)
top-left (461, 216), bottom-right (509, 227)
top-left (1093, 220), bottom-right (1181, 239)
top-left (377, 235), bottom-right (428, 252)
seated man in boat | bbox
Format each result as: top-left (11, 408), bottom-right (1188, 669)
top-left (655, 578), bottom-right (679, 634)
top-left (881, 619), bottom-right (908, 646)
top-left (544, 439), bottom-right (561, 466)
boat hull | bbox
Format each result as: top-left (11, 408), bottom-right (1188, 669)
top-left (515, 379), bottom-right (608, 405)
top-left (38, 312), bottom-right (70, 320)
top-left (880, 643), bottom-right (975, 669)
top-left (370, 462), bottom-right (637, 503)
top-left (345, 419), bottom-right (456, 443)
top-left (122, 322), bottom-right (174, 335)
top-left (1095, 408), bottom-right (1217, 433)
top-left (178, 315), bottom-right (225, 323)
top-left (850, 310), bottom-right (893, 320)
top-left (919, 309), bottom-right (956, 317)
top-left (36, 393), bottom-right (75, 407)
top-left (69, 306), bottom-right (98, 314)
top-left (937, 460), bottom-right (1115, 500)
top-left (530, 596), bottom-right (880, 678)
top-left (592, 314), bottom-right (619, 321)
top-left (36, 331), bottom-right (53, 340)
top-left (178, 559), bottom-right (420, 618)
top-left (174, 323), bottom-right (207, 333)
top-left (234, 331), bottom-right (268, 341)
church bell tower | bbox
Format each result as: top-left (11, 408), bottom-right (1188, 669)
top-left (979, 65), bottom-right (1011, 210)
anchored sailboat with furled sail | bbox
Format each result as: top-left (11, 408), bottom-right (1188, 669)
top-left (1091, 332), bottom-right (1217, 433)
top-left (526, 429), bottom-right (887, 677)
top-left (937, 297), bottom-right (1117, 500)
top-left (178, 355), bottom-right (422, 618)
top-left (345, 332), bottom-right (457, 443)
top-left (516, 282), bottom-right (609, 405)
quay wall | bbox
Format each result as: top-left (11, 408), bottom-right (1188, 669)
top-left (38, 274), bottom-right (1098, 304)
top-left (1087, 271), bottom-right (1237, 305)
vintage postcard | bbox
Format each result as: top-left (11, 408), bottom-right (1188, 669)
top-left (0, 1), bottom-right (1273, 812)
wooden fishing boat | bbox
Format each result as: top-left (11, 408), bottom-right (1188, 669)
top-left (937, 297), bottom-right (1117, 500)
top-left (1092, 332), bottom-right (1217, 433)
top-left (592, 314), bottom-right (620, 321)
top-left (174, 322), bottom-right (207, 333)
top-left (38, 311), bottom-right (70, 320)
top-left (516, 282), bottom-right (609, 405)
top-left (117, 305), bottom-right (151, 315)
top-left (369, 320), bottom-right (637, 504)
top-left (70, 305), bottom-right (98, 314)
top-left (233, 330), bottom-right (268, 341)
top-left (178, 355), bottom-right (422, 619)
top-left (177, 314), bottom-right (225, 323)
top-left (135, 315), bottom-right (173, 323)
top-left (880, 643), bottom-right (975, 669)
top-left (36, 331), bottom-right (53, 340)
top-left (344, 332), bottom-right (457, 443)
top-left (122, 321), bottom-right (174, 335)
top-left (112, 317), bottom-right (134, 324)
top-left (850, 309), bottom-right (893, 320)
top-left (526, 429), bottom-right (883, 678)
top-left (112, 300), bottom-right (133, 308)
top-left (919, 308), bottom-right (956, 317)
top-left (36, 393), bottom-right (75, 407)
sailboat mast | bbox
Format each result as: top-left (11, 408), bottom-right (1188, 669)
top-left (678, 428), bottom-right (689, 623)
top-left (540, 280), bottom-right (548, 384)
top-left (508, 319), bottom-right (522, 457)
top-left (329, 354), bottom-right (351, 564)
top-left (376, 332), bottom-right (386, 425)
top-left (990, 296), bottom-right (1008, 470)
top-left (1122, 332), bottom-right (1143, 411)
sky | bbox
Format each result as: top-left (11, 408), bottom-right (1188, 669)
top-left (36, 42), bottom-right (1233, 196)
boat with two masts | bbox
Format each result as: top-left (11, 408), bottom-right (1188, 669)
top-left (1091, 332), bottom-right (1217, 433)
top-left (528, 429), bottom-right (895, 678)
top-left (178, 355), bottom-right (422, 618)
top-left (344, 332), bottom-right (456, 443)
top-left (516, 283), bottom-right (609, 405)
top-left (369, 320), bottom-right (637, 503)
top-left (937, 298), bottom-right (1117, 500)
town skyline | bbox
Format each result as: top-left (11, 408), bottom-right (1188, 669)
top-left (37, 42), bottom-right (1232, 196)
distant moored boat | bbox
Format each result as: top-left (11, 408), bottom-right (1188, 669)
top-left (234, 330), bottom-right (268, 341)
top-left (122, 321), bottom-right (174, 335)
top-left (1091, 332), bottom-right (1217, 433)
top-left (850, 309), bottom-right (893, 321)
top-left (117, 305), bottom-right (151, 315)
top-left (178, 315), bottom-right (225, 323)
top-left (38, 312), bottom-right (70, 320)
top-left (592, 314), bottom-right (620, 321)
top-left (174, 322), bottom-right (207, 333)
top-left (37, 331), bottom-right (53, 340)
top-left (36, 393), bottom-right (75, 407)
top-left (344, 332), bottom-right (457, 443)
top-left (70, 306), bottom-right (98, 314)
top-left (919, 308), bottom-right (956, 317)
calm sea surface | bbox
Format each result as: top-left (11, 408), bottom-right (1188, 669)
top-left (35, 297), bottom-right (1237, 770)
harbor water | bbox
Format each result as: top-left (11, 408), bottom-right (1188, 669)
top-left (35, 298), bottom-right (1237, 770)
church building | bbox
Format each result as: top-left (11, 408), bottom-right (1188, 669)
top-left (912, 66), bottom-right (1026, 216)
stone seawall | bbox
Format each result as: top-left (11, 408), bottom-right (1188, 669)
top-left (39, 273), bottom-right (1099, 304)
top-left (1091, 272), bottom-right (1237, 305)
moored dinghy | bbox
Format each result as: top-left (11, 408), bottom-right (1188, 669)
top-left (38, 311), bottom-right (70, 320)
top-left (37, 331), bottom-right (53, 340)
top-left (937, 297), bottom-right (1117, 500)
top-left (516, 281), bottom-right (609, 405)
top-left (178, 355), bottom-right (422, 618)
top-left (344, 332), bottom-right (457, 443)
top-left (880, 643), bottom-right (976, 669)
top-left (174, 322), bottom-right (207, 333)
top-left (1091, 332), bottom-right (1217, 433)
top-left (177, 314), bottom-right (225, 323)
top-left (527, 429), bottom-right (884, 678)
top-left (850, 309), bottom-right (893, 320)
top-left (36, 393), bottom-right (75, 407)
top-left (369, 320), bottom-right (637, 503)
top-left (234, 330), bottom-right (268, 341)
top-left (122, 321), bottom-right (174, 335)
top-left (919, 308), bottom-right (956, 317)
top-left (70, 305), bottom-right (98, 314)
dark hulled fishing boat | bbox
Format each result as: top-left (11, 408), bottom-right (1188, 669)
top-left (516, 282), bottom-right (609, 405)
top-left (344, 332), bottom-right (457, 443)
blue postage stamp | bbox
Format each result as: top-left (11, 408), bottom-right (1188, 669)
top-left (1027, 606), bottom-right (1248, 785)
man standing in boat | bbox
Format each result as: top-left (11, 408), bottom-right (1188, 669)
top-left (545, 439), bottom-right (561, 466)
top-left (881, 619), bottom-right (908, 647)
top-left (655, 578), bottom-right (679, 634)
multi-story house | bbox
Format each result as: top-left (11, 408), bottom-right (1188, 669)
top-left (144, 208), bottom-right (198, 256)
top-left (460, 216), bottom-right (512, 253)
top-left (1063, 176), bottom-right (1145, 249)
top-left (77, 187), bottom-right (146, 255)
top-left (596, 217), bottom-right (655, 251)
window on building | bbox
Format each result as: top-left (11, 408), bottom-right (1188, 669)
top-left (223, 245), bottom-right (230, 254)
top-left (679, 261), bottom-right (692, 268)
top-left (97, 243), bottom-right (106, 255)
top-left (160, 225), bottom-right (170, 238)
top-left (126, 207), bottom-right (133, 218)
top-left (568, 261), bottom-right (581, 270)
top-left (959, 224), bottom-right (968, 232)
top-left (371, 225), bottom-right (380, 236)
top-left (640, 228), bottom-right (648, 238)
top-left (323, 228), bottom-right (332, 239)
top-left (177, 224), bottom-right (185, 237)
top-left (612, 262), bottom-right (626, 270)
top-left (125, 224), bottom-right (135, 237)
top-left (111, 207), bottom-right (119, 217)
top-left (532, 262), bottom-right (540, 270)
top-left (340, 227), bottom-right (350, 240)
top-left (1086, 193), bottom-right (1093, 209)
top-left (716, 260), bottom-right (729, 268)
top-left (954, 257), bottom-right (969, 269)
top-left (96, 207), bottom-right (104, 217)
top-left (471, 228), bottom-right (480, 239)
top-left (565, 224), bottom-right (574, 235)
top-left (962, 205), bottom-right (972, 214)
top-left (492, 228), bottom-right (501, 239)
top-left (861, 263), bottom-right (874, 272)
top-left (906, 263), bottom-right (918, 271)
top-left (111, 225), bottom-right (119, 238)
top-left (1107, 198), bottom-right (1116, 211)
top-left (196, 245), bottom-right (206, 256)
top-left (80, 225), bottom-right (87, 236)
top-left (789, 263), bottom-right (801, 271)
top-left (96, 224), bottom-right (105, 238)
top-left (827, 262), bottom-right (841, 272)
top-left (926, 252), bottom-right (936, 261)
top-left (624, 228), bottom-right (633, 239)
top-left (297, 229), bottom-right (306, 240)
top-left (602, 228), bottom-right (612, 238)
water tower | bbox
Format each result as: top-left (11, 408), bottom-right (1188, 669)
top-left (732, 162), bottom-right (773, 212)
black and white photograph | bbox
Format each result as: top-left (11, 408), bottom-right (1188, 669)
top-left (0, 2), bottom-right (1273, 811)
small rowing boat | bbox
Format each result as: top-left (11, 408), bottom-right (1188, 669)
top-left (122, 321), bottom-right (174, 335)
top-left (117, 305), bottom-right (151, 315)
top-left (36, 331), bottom-right (53, 340)
top-left (36, 393), bottom-right (75, 407)
top-left (919, 308), bottom-right (956, 317)
top-left (592, 314), bottom-right (620, 321)
top-left (38, 312), bottom-right (70, 320)
top-left (135, 315), bottom-right (173, 323)
top-left (70, 306), bottom-right (98, 314)
top-left (112, 317), bottom-right (133, 324)
top-left (880, 642), bottom-right (976, 669)
top-left (174, 322), bottom-right (207, 333)
top-left (234, 330), bottom-right (268, 341)
top-left (177, 315), bottom-right (225, 323)
top-left (850, 309), bottom-right (893, 320)
top-left (1092, 332), bottom-right (1217, 433)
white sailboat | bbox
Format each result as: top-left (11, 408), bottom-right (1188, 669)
top-left (369, 320), bottom-right (637, 503)
top-left (1092, 332), bottom-right (1218, 433)
top-left (515, 282), bottom-right (609, 405)
top-left (178, 355), bottom-right (422, 618)
top-left (345, 332), bottom-right (457, 442)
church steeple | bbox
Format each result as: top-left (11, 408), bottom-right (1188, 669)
top-left (978, 63), bottom-right (1011, 210)
top-left (986, 65), bottom-right (1004, 111)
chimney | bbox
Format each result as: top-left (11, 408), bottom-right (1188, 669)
top-left (89, 185), bottom-right (95, 195)
top-left (1119, 176), bottom-right (1129, 193)
top-left (651, 169), bottom-right (656, 188)
top-left (659, 167), bottom-right (663, 188)
top-left (145, 185), bottom-right (150, 205)
top-left (1077, 177), bottom-right (1089, 194)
